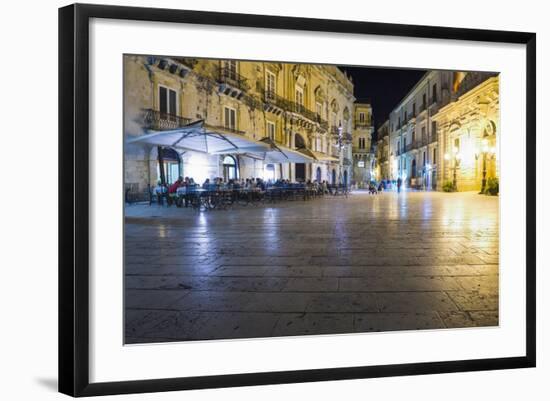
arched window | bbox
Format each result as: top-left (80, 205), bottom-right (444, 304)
top-left (264, 163), bottom-right (275, 181)
top-left (222, 155), bottom-right (238, 181)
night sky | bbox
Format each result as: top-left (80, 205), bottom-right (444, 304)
top-left (338, 66), bottom-right (427, 138)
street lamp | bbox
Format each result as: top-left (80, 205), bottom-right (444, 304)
top-left (478, 137), bottom-right (496, 194)
top-left (444, 147), bottom-right (461, 191)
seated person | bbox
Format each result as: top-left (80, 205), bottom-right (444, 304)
top-left (168, 176), bottom-right (184, 193)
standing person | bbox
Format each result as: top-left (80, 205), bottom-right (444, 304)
top-left (397, 177), bottom-right (402, 193)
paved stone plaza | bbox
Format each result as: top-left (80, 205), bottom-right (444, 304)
top-left (124, 191), bottom-right (499, 344)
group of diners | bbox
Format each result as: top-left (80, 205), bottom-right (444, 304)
top-left (153, 176), bottom-right (349, 210)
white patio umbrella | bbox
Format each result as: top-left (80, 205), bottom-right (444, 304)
top-left (126, 120), bottom-right (272, 154)
top-left (254, 137), bottom-right (315, 164)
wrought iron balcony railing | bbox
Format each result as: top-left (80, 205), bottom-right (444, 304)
top-left (288, 101), bottom-right (320, 123)
top-left (354, 121), bottom-right (371, 129)
top-left (142, 109), bottom-right (192, 131)
top-left (218, 66), bottom-right (249, 91)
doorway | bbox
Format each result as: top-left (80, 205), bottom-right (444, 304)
top-left (222, 155), bottom-right (238, 181)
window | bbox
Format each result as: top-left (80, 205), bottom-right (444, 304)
top-left (224, 60), bottom-right (237, 80)
top-left (433, 148), bottom-right (437, 164)
top-left (224, 107), bottom-right (236, 131)
top-left (421, 127), bottom-right (426, 142)
top-left (158, 85), bottom-right (177, 116)
top-left (222, 155), bottom-right (238, 181)
top-left (413, 103), bottom-right (416, 116)
top-left (423, 151), bottom-right (426, 166)
top-left (422, 93), bottom-right (427, 109)
top-left (431, 121), bottom-right (437, 137)
top-left (403, 137), bottom-right (407, 152)
top-left (266, 121), bottom-right (276, 140)
top-left (412, 131), bottom-right (416, 143)
top-left (266, 71), bottom-right (276, 100)
top-left (397, 140), bottom-right (400, 155)
top-left (432, 83), bottom-right (437, 102)
top-left (295, 86), bottom-right (304, 106)
top-left (359, 112), bottom-right (365, 123)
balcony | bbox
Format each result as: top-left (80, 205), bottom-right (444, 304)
top-left (142, 109), bottom-right (192, 131)
top-left (259, 88), bottom-right (287, 116)
top-left (429, 132), bottom-right (438, 143)
top-left (354, 120), bottom-right (371, 130)
top-left (287, 101), bottom-right (320, 129)
top-left (217, 67), bottom-right (249, 99)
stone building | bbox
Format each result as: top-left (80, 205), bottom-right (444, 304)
top-left (375, 120), bottom-right (390, 181)
top-left (388, 70), bottom-right (454, 190)
top-left (351, 103), bottom-right (374, 188)
top-left (124, 55), bottom-right (355, 191)
top-left (432, 73), bottom-right (499, 192)
top-left (385, 70), bottom-right (499, 192)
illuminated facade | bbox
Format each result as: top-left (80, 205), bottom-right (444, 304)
top-left (351, 103), bottom-right (374, 187)
top-left (432, 73), bottom-right (499, 192)
top-left (124, 56), bottom-right (355, 190)
top-left (388, 71), bottom-right (453, 189)
top-left (375, 120), bottom-right (390, 181)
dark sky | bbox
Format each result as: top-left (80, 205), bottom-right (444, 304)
top-left (338, 66), bottom-right (426, 136)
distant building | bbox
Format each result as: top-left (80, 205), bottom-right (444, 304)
top-left (375, 120), bottom-right (390, 181)
top-left (123, 56), bottom-right (355, 192)
top-left (351, 103), bottom-right (374, 188)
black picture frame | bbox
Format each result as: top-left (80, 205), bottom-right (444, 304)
top-left (59, 3), bottom-right (536, 397)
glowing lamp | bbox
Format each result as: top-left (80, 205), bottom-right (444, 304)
top-left (481, 138), bottom-right (489, 153)
top-left (444, 153), bottom-right (451, 161)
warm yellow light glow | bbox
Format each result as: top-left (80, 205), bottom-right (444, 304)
top-left (452, 146), bottom-right (459, 155)
top-left (481, 138), bottom-right (489, 153)
top-left (444, 153), bottom-right (450, 161)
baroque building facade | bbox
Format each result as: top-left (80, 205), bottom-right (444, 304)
top-left (386, 70), bottom-right (499, 192)
top-left (351, 103), bottom-right (375, 188)
top-left (124, 55), bottom-right (355, 191)
top-left (432, 73), bottom-right (499, 192)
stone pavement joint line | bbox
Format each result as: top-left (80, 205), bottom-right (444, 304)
top-left (124, 191), bottom-right (499, 343)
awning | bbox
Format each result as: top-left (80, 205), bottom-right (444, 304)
top-left (126, 120), bottom-right (272, 154)
top-left (256, 138), bottom-right (315, 164)
top-left (301, 149), bottom-right (340, 163)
